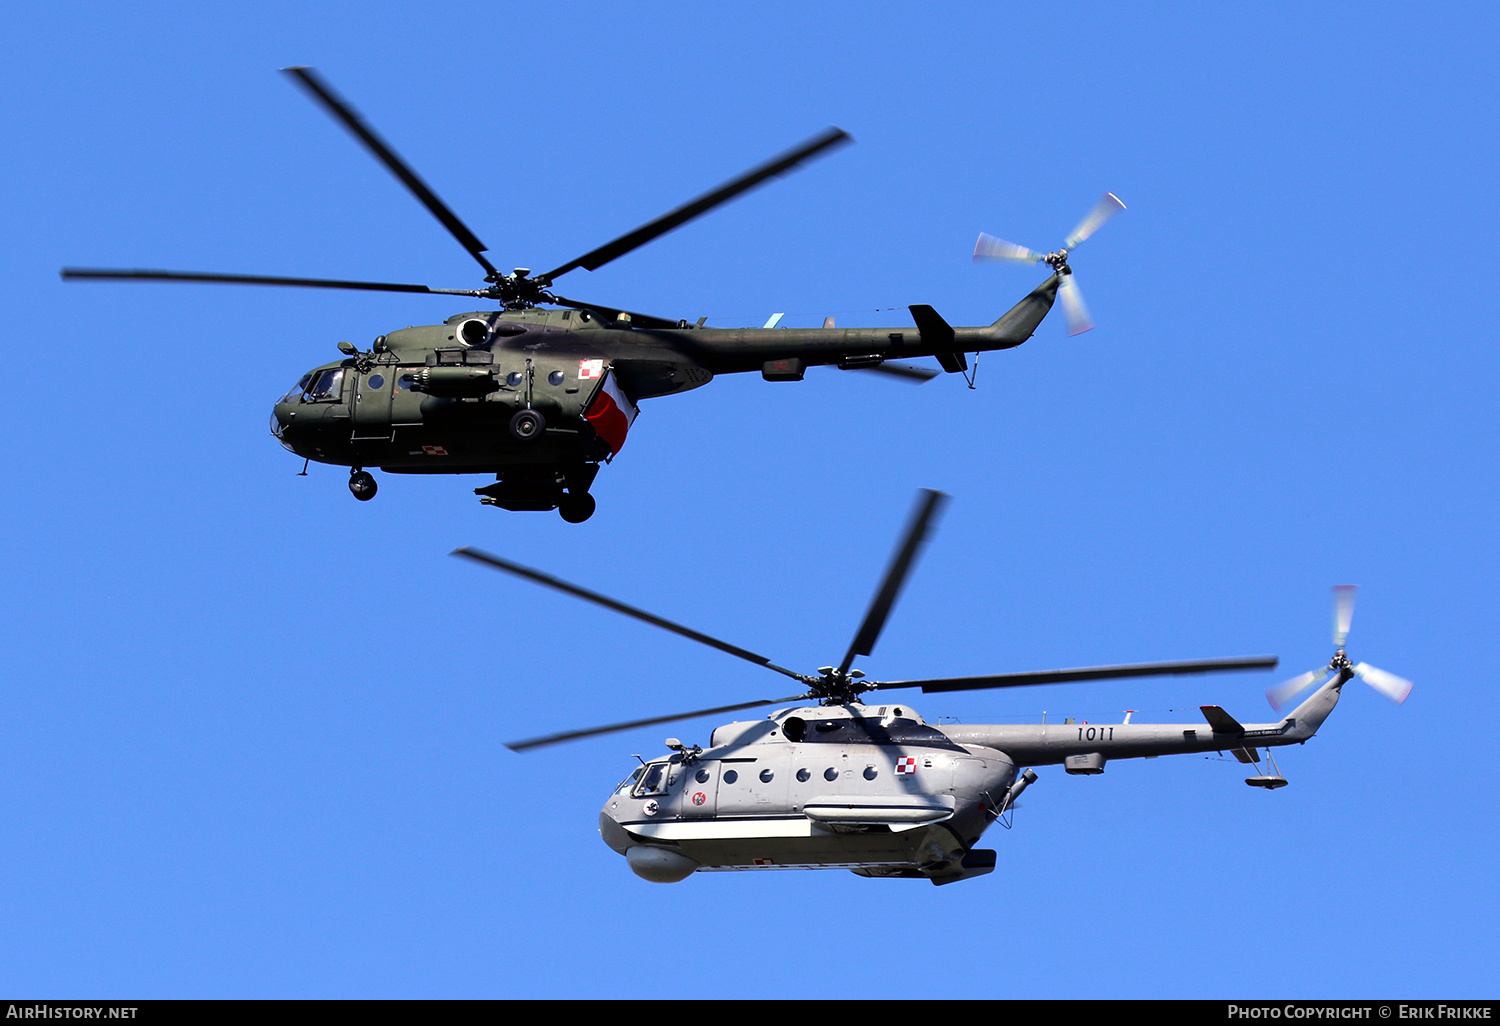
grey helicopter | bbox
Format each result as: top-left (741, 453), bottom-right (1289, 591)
top-left (453, 491), bottom-right (1410, 885)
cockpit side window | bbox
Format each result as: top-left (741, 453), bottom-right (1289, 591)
top-left (307, 368), bottom-right (345, 402)
top-left (632, 763), bottom-right (671, 797)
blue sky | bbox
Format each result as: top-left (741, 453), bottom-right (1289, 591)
top-left (1, 0), bottom-right (1496, 998)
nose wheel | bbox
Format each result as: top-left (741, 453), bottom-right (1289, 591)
top-left (349, 469), bottom-right (378, 501)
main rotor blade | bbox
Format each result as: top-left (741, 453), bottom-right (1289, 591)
top-left (282, 66), bottom-right (500, 280)
top-left (506, 694), bottom-right (811, 752)
top-left (1058, 272), bottom-right (1094, 335)
top-left (1353, 662), bottom-right (1413, 704)
top-left (538, 127), bottom-right (851, 285)
top-left (1267, 668), bottom-right (1329, 711)
top-left (1333, 584), bottom-right (1358, 648)
top-left (837, 489), bottom-right (949, 675)
top-left (846, 362), bottom-right (940, 383)
top-left (872, 655), bottom-right (1280, 695)
top-left (451, 548), bottom-right (807, 683)
top-left (548, 294), bottom-right (686, 331)
top-left (60, 268), bottom-right (484, 296)
top-left (1062, 192), bottom-right (1126, 250)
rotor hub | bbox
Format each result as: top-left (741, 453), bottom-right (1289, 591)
top-left (809, 668), bottom-right (871, 705)
top-left (482, 274), bottom-right (559, 310)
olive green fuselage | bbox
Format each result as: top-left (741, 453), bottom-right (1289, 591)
top-left (271, 276), bottom-right (1058, 498)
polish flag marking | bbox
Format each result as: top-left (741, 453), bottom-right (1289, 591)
top-left (583, 371), bottom-right (639, 456)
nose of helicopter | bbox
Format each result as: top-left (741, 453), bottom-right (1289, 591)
top-left (598, 798), bottom-right (631, 855)
top-left (269, 402), bottom-right (298, 451)
top-left (598, 810), bottom-right (631, 856)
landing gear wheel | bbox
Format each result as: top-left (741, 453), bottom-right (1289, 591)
top-left (349, 470), bottom-right (377, 501)
top-left (509, 409), bottom-right (546, 442)
top-left (558, 492), bottom-right (596, 523)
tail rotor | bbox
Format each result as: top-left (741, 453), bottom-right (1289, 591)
top-left (973, 192), bottom-right (1124, 336)
top-left (1267, 585), bottom-right (1414, 710)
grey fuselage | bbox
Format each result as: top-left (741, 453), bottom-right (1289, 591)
top-left (599, 676), bottom-right (1346, 884)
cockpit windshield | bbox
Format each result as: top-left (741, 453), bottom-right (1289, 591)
top-left (614, 766), bottom-right (645, 796)
top-left (279, 373), bottom-right (312, 405)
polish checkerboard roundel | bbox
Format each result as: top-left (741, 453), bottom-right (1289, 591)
top-left (896, 756), bottom-right (917, 775)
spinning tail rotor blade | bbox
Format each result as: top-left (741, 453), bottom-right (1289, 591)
top-left (1063, 192), bottom-right (1126, 250)
top-left (1267, 669), bottom-right (1330, 711)
top-left (972, 233), bottom-right (1045, 264)
top-left (1333, 584), bottom-right (1358, 648)
top-left (1058, 272), bottom-right (1094, 335)
top-left (1353, 662), bottom-right (1413, 704)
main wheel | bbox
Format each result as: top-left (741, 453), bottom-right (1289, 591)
top-left (509, 409), bottom-right (546, 442)
top-left (349, 470), bottom-right (378, 501)
top-left (558, 492), bottom-right (596, 523)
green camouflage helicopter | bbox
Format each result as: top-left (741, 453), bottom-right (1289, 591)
top-left (64, 68), bottom-right (1122, 522)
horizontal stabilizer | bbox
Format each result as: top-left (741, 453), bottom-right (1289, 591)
top-left (1199, 705), bottom-right (1245, 734)
top-left (1230, 746), bottom-right (1260, 765)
